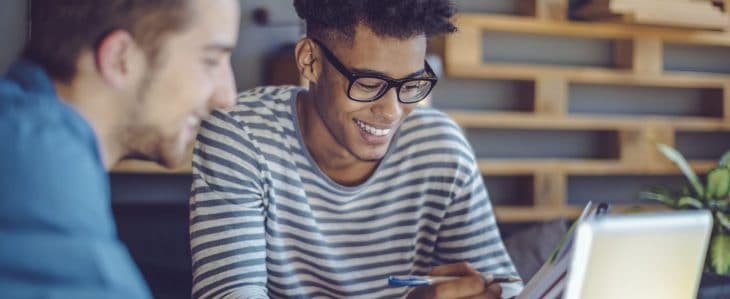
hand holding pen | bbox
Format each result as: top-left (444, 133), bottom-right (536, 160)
top-left (389, 273), bottom-right (522, 286)
top-left (398, 262), bottom-right (520, 299)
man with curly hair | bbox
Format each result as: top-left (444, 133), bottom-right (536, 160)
top-left (189, 1), bottom-right (522, 298)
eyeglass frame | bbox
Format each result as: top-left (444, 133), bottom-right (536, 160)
top-left (309, 38), bottom-right (438, 104)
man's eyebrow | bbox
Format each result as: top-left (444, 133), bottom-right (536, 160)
top-left (351, 67), bottom-right (427, 79)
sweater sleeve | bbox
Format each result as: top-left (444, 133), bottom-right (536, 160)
top-left (189, 111), bottom-right (269, 299)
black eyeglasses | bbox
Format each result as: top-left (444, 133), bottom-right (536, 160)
top-left (310, 38), bottom-right (438, 104)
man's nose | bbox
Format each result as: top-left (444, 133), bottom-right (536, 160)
top-left (210, 62), bottom-right (236, 111)
top-left (371, 87), bottom-right (403, 123)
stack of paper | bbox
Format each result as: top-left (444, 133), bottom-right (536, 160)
top-left (515, 202), bottom-right (597, 299)
top-left (574, 0), bottom-right (729, 30)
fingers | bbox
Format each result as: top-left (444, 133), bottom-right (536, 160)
top-left (458, 283), bottom-right (502, 299)
top-left (406, 262), bottom-right (505, 299)
top-left (430, 262), bottom-right (480, 276)
top-left (458, 294), bottom-right (495, 299)
top-left (432, 275), bottom-right (485, 297)
top-left (405, 285), bottom-right (434, 299)
top-left (405, 275), bottom-right (485, 299)
top-left (486, 281), bottom-right (502, 297)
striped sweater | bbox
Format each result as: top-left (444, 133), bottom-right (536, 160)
top-left (189, 86), bottom-right (520, 299)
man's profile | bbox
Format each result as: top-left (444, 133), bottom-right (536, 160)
top-left (0, 1), bottom-right (240, 297)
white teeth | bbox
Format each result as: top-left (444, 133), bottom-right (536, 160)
top-left (355, 119), bottom-right (391, 137)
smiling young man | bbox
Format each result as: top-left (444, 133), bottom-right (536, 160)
top-left (189, 1), bottom-right (521, 298)
top-left (0, 0), bottom-right (239, 297)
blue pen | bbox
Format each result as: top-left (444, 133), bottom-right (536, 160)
top-left (388, 274), bottom-right (522, 287)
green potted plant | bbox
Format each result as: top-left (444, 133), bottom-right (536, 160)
top-left (639, 144), bottom-right (730, 276)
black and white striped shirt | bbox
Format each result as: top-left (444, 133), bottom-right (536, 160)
top-left (189, 86), bottom-right (520, 298)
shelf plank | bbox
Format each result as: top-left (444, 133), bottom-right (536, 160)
top-left (630, 37), bottom-right (663, 75)
top-left (494, 203), bottom-right (672, 223)
top-left (534, 171), bottom-right (567, 207)
top-left (618, 125), bottom-right (676, 170)
top-left (626, 1), bottom-right (729, 30)
top-left (112, 157), bottom-right (715, 176)
top-left (447, 63), bottom-right (729, 88)
top-left (575, 0), bottom-right (729, 30)
top-left (451, 111), bottom-right (635, 129)
top-left (494, 206), bottom-right (581, 222)
top-left (444, 24), bottom-right (482, 67)
top-left (725, 83), bottom-right (730, 122)
top-left (447, 110), bottom-right (730, 131)
top-left (453, 13), bottom-right (730, 46)
top-left (534, 75), bottom-right (568, 116)
top-left (478, 159), bottom-right (715, 175)
top-left (111, 160), bottom-right (192, 174)
top-left (517, 0), bottom-right (569, 21)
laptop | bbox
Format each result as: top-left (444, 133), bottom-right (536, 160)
top-left (564, 210), bottom-right (713, 299)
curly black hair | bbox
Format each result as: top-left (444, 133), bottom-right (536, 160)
top-left (293, 0), bottom-right (457, 42)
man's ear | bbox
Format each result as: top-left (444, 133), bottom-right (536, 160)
top-left (295, 38), bottom-right (321, 84)
top-left (93, 30), bottom-right (144, 89)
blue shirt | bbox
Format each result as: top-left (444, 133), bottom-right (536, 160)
top-left (0, 61), bottom-right (151, 298)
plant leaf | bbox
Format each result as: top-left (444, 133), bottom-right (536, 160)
top-left (717, 212), bottom-right (730, 232)
top-left (677, 197), bottom-right (704, 209)
top-left (682, 185), bottom-right (691, 197)
top-left (711, 233), bottom-right (730, 275)
top-left (707, 168), bottom-right (730, 199)
top-left (708, 199), bottom-right (730, 213)
top-left (638, 191), bottom-right (677, 208)
top-left (719, 150), bottom-right (730, 168)
top-left (657, 144), bottom-right (704, 198)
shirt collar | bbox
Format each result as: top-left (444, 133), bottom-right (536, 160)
top-left (5, 59), bottom-right (57, 97)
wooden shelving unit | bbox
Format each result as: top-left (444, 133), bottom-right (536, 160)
top-left (444, 8), bottom-right (730, 223)
top-left (573, 0), bottom-right (730, 30)
top-left (113, 1), bottom-right (730, 223)
top-left (448, 13), bottom-right (730, 45)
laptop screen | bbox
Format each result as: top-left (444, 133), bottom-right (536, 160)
top-left (565, 210), bottom-right (712, 299)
